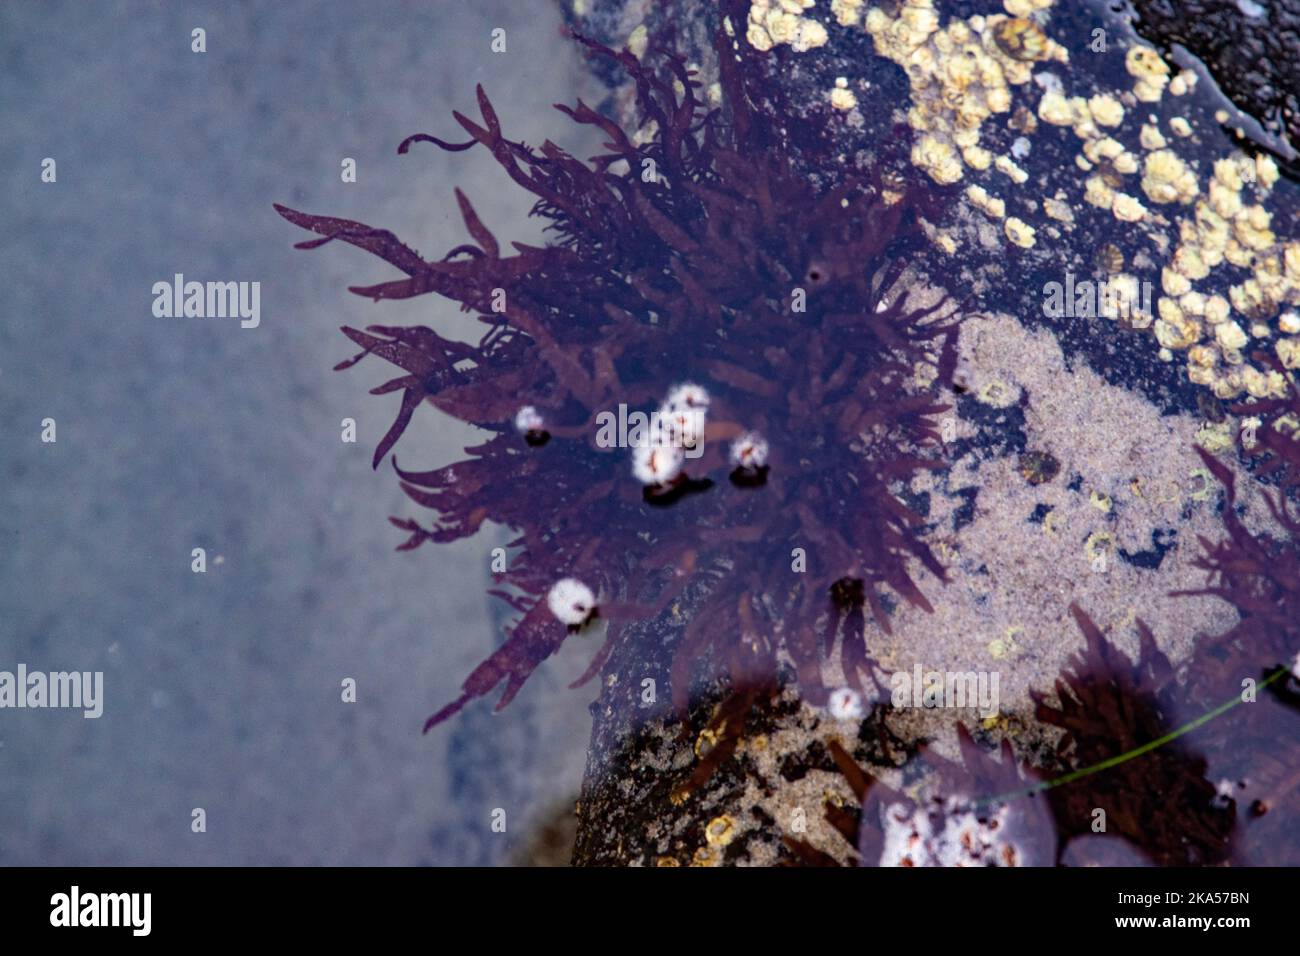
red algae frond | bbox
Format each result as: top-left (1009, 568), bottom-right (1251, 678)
top-left (277, 28), bottom-right (963, 732)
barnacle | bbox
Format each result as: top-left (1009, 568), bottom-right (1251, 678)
top-left (1142, 149), bottom-right (1199, 205)
top-left (1018, 450), bottom-right (1060, 485)
top-left (827, 686), bottom-right (865, 721)
top-left (513, 405), bottom-right (543, 434)
top-left (1003, 216), bottom-right (1036, 249)
top-left (991, 18), bottom-right (1052, 63)
top-left (277, 27), bottom-right (962, 732)
top-left (513, 405), bottom-right (549, 446)
top-left (1094, 243), bottom-right (1124, 275)
top-left (729, 432), bottom-right (769, 470)
top-left (632, 442), bottom-right (686, 487)
top-left (704, 815), bottom-right (736, 847)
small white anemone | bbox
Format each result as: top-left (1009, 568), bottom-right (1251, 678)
top-left (659, 403), bottom-right (706, 449)
top-left (729, 431), bottom-right (769, 469)
top-left (827, 686), bottom-right (864, 721)
top-left (665, 382), bottom-right (710, 412)
top-left (632, 442), bottom-right (684, 485)
top-left (514, 405), bottom-right (544, 434)
top-left (1291, 650), bottom-right (1300, 681)
top-left (547, 577), bottom-right (595, 627)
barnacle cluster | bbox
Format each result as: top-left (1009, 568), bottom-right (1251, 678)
top-left (1028, 35), bottom-right (1297, 402)
top-left (1038, 88), bottom-right (1150, 224)
top-left (278, 28), bottom-right (961, 730)
top-left (742, 1), bottom-right (1295, 411)
top-left (1125, 44), bottom-right (1173, 104)
top-left (850, 0), bottom-right (1067, 186)
top-left (879, 798), bottom-right (1023, 867)
top-left (1159, 155), bottom-right (1300, 400)
top-left (745, 0), bottom-right (829, 53)
top-left (1045, 43), bottom-right (1297, 400)
top-left (824, 4), bottom-right (1296, 406)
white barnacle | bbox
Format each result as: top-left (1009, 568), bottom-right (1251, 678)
top-left (827, 686), bottom-right (864, 721)
top-left (514, 405), bottom-right (544, 434)
top-left (632, 442), bottom-right (684, 485)
top-left (664, 382), bottom-right (710, 411)
top-left (547, 577), bottom-right (596, 627)
top-left (660, 403), bottom-right (706, 449)
top-left (730, 431), bottom-right (770, 470)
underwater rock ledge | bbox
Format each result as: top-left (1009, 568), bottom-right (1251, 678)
top-left (557, 0), bottom-right (1300, 866)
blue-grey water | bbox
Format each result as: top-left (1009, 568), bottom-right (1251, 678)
top-left (0, 0), bottom-right (601, 865)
